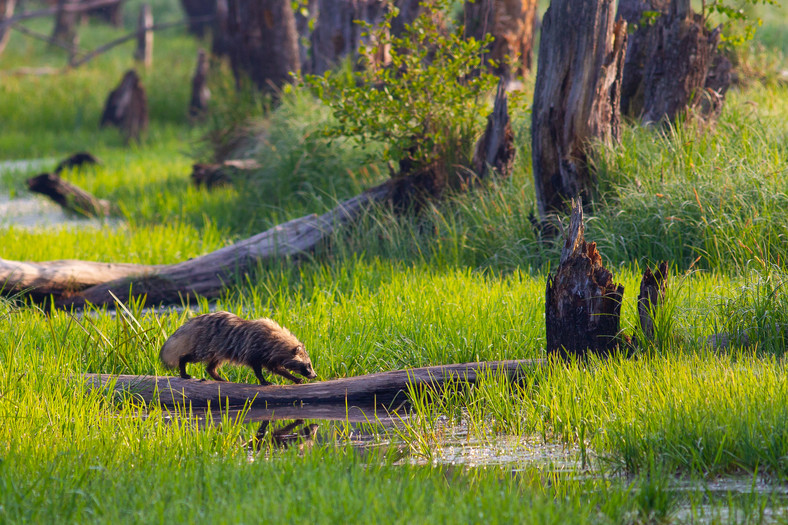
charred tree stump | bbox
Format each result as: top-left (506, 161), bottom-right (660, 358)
top-left (464, 0), bottom-right (538, 80)
top-left (189, 49), bottom-right (210, 118)
top-left (224, 0), bottom-right (300, 95)
top-left (26, 173), bottom-right (110, 218)
top-left (637, 261), bottom-right (668, 343)
top-left (618, 0), bottom-right (731, 125)
top-left (531, 0), bottom-right (628, 221)
top-left (470, 79), bottom-right (515, 182)
top-left (100, 69), bottom-right (148, 143)
top-left (180, 0), bottom-right (214, 38)
top-left (0, 0), bottom-right (16, 55)
top-left (546, 200), bottom-right (625, 359)
top-left (133, 3), bottom-right (153, 68)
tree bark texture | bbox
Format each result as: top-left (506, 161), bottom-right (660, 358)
top-left (85, 360), bottom-right (541, 409)
top-left (100, 69), bottom-right (148, 143)
top-left (189, 48), bottom-right (210, 118)
top-left (531, 0), bottom-right (627, 220)
top-left (26, 173), bottom-right (111, 218)
top-left (133, 3), bottom-right (153, 68)
top-left (225, 0), bottom-right (300, 94)
top-left (180, 0), bottom-right (214, 37)
top-left (463, 0), bottom-right (538, 80)
top-left (0, 0), bottom-right (15, 55)
top-left (309, 0), bottom-right (386, 75)
top-left (545, 200), bottom-right (625, 359)
top-left (617, 0), bottom-right (731, 125)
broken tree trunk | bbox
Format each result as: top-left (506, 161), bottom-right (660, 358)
top-left (470, 78), bottom-right (515, 182)
top-left (100, 69), bottom-right (148, 143)
top-left (0, 182), bottom-right (391, 308)
top-left (85, 359), bottom-right (542, 408)
top-left (637, 261), bottom-right (668, 343)
top-left (531, 0), bottom-right (628, 221)
top-left (188, 48), bottom-right (210, 119)
top-left (26, 173), bottom-right (110, 218)
top-left (133, 3), bottom-right (153, 68)
top-left (618, 0), bottom-right (731, 125)
top-left (545, 200), bottom-right (625, 359)
top-left (463, 0), bottom-right (538, 80)
top-left (0, 0), bottom-right (15, 55)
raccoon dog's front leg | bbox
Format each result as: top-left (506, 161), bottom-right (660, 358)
top-left (178, 355), bottom-right (192, 379)
top-left (252, 364), bottom-right (272, 386)
top-left (205, 359), bottom-right (225, 382)
top-left (274, 367), bottom-right (303, 384)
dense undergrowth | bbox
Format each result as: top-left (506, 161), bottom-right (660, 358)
top-left (1, 0), bottom-right (788, 522)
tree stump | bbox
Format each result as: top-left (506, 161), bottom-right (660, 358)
top-left (54, 151), bottom-right (100, 174)
top-left (0, 0), bottom-right (16, 56)
top-left (26, 173), bottom-right (110, 218)
top-left (463, 0), bottom-right (538, 80)
top-left (133, 3), bottom-right (153, 68)
top-left (51, 0), bottom-right (79, 55)
top-left (100, 69), bottom-right (148, 143)
top-left (531, 0), bottom-right (628, 221)
top-left (546, 200), bottom-right (625, 359)
top-left (189, 48), bottom-right (210, 119)
top-left (470, 78), bottom-right (515, 182)
top-left (637, 261), bottom-right (668, 343)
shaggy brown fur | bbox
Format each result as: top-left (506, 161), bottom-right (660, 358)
top-left (160, 312), bottom-right (317, 385)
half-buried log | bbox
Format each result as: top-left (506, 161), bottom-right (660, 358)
top-left (546, 199), bottom-right (625, 359)
top-left (86, 359), bottom-right (542, 409)
top-left (26, 173), bottom-right (110, 218)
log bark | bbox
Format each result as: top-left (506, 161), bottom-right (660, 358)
top-left (100, 69), bottom-right (148, 143)
top-left (188, 48), bottom-right (210, 119)
top-left (224, 0), bottom-right (300, 95)
top-left (637, 261), bottom-right (668, 342)
top-left (0, 183), bottom-right (391, 307)
top-left (85, 359), bottom-right (543, 409)
top-left (26, 173), bottom-right (110, 218)
top-left (180, 0), bottom-right (214, 37)
top-left (0, 0), bottom-right (15, 55)
top-left (463, 0), bottom-right (538, 80)
top-left (470, 78), bottom-right (515, 182)
top-left (531, 0), bottom-right (628, 220)
top-left (133, 3), bottom-right (153, 68)
top-left (545, 200), bottom-right (625, 359)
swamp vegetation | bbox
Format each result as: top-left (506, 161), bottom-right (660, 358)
top-left (1, 0), bottom-right (788, 522)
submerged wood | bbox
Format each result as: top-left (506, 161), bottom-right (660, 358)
top-left (545, 200), bottom-right (624, 359)
top-left (0, 183), bottom-right (391, 307)
top-left (85, 359), bottom-right (543, 409)
top-left (26, 173), bottom-right (110, 218)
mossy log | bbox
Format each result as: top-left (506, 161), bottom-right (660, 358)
top-left (86, 359), bottom-right (543, 409)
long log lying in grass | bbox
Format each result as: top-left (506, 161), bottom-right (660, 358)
top-left (0, 183), bottom-right (391, 307)
top-left (86, 359), bottom-right (543, 409)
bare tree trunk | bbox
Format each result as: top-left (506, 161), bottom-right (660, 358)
top-left (0, 0), bottom-right (16, 55)
top-left (189, 48), bottom-right (210, 118)
top-left (133, 3), bottom-right (152, 68)
top-left (211, 0), bottom-right (228, 56)
top-left (51, 0), bottom-right (79, 53)
top-left (531, 0), bottom-right (627, 220)
top-left (180, 0), bottom-right (214, 37)
top-left (225, 0), bottom-right (300, 95)
top-left (464, 0), bottom-right (538, 80)
top-left (310, 0), bottom-right (386, 75)
top-left (100, 69), bottom-right (148, 143)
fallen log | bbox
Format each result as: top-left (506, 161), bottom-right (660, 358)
top-left (0, 182), bottom-right (391, 307)
top-left (26, 173), bottom-right (111, 218)
top-left (86, 359), bottom-right (543, 409)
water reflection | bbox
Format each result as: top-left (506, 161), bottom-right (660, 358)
top-left (248, 419), bottom-right (320, 451)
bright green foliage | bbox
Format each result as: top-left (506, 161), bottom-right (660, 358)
top-left (303, 0), bottom-right (497, 171)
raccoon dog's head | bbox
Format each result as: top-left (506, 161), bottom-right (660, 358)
top-left (283, 344), bottom-right (317, 380)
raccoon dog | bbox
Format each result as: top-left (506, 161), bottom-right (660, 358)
top-left (159, 312), bottom-right (317, 385)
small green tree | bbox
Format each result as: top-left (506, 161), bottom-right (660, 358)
top-left (303, 1), bottom-right (497, 175)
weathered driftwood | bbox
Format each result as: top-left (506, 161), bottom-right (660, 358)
top-left (188, 49), bottom-right (210, 119)
top-left (546, 200), bottom-right (624, 359)
top-left (637, 261), bottom-right (668, 342)
top-left (190, 159), bottom-right (260, 189)
top-left (100, 69), bottom-right (148, 143)
top-left (0, 182), bottom-right (391, 307)
top-left (85, 359), bottom-right (542, 409)
top-left (464, 0), bottom-right (538, 79)
top-left (54, 151), bottom-right (100, 174)
top-left (470, 79), bottom-right (515, 182)
top-left (133, 3), bottom-right (153, 68)
top-left (531, 0), bottom-right (627, 220)
top-left (26, 173), bottom-right (110, 218)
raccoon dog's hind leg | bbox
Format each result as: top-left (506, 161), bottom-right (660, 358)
top-left (205, 359), bottom-right (225, 382)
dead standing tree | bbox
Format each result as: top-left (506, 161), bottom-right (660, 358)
top-left (133, 3), bottom-right (153, 68)
top-left (531, 0), bottom-right (628, 222)
top-left (463, 0), bottom-right (538, 80)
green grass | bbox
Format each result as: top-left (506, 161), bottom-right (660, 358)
top-left (2, 2), bottom-right (788, 522)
